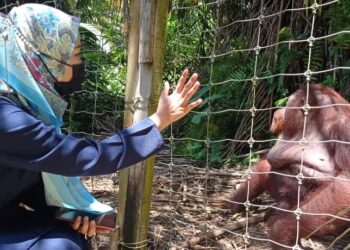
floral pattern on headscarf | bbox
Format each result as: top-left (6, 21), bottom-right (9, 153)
top-left (0, 3), bottom-right (80, 126)
top-left (10, 4), bottom-right (80, 79)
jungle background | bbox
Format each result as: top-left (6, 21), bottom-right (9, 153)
top-left (66, 0), bottom-right (350, 164)
top-left (3, 0), bottom-right (348, 163)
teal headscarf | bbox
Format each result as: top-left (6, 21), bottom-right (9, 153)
top-left (0, 4), bottom-right (112, 214)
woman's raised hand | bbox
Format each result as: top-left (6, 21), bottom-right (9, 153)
top-left (150, 69), bottom-right (203, 131)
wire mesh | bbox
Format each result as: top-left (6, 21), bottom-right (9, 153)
top-left (154, 0), bottom-right (350, 249)
top-left (65, 3), bottom-right (127, 249)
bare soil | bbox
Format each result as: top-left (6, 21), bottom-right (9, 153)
top-left (82, 148), bottom-right (350, 250)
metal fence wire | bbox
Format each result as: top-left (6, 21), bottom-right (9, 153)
top-left (156, 0), bottom-right (350, 249)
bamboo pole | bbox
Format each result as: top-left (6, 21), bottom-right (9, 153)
top-left (109, 0), bottom-right (139, 249)
top-left (111, 0), bottom-right (170, 249)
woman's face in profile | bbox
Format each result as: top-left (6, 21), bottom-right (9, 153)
top-left (58, 37), bottom-right (82, 83)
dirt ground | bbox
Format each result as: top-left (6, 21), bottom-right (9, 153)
top-left (82, 148), bottom-right (350, 250)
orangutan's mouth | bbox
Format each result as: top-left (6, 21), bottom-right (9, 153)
top-left (289, 163), bottom-right (334, 180)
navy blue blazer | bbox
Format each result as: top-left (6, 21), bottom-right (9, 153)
top-left (0, 96), bottom-right (164, 226)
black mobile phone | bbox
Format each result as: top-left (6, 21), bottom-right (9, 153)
top-left (55, 208), bottom-right (117, 230)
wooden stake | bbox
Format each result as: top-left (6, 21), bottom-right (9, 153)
top-left (112, 0), bottom-right (170, 249)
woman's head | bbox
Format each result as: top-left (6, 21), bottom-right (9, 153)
top-left (0, 3), bottom-right (83, 126)
top-left (8, 3), bottom-right (81, 85)
top-left (49, 37), bottom-right (85, 96)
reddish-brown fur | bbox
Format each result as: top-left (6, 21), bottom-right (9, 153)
top-left (270, 108), bottom-right (285, 138)
top-left (226, 84), bottom-right (350, 249)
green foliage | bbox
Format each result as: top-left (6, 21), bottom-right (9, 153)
top-left (275, 97), bottom-right (288, 107)
top-left (277, 27), bottom-right (293, 42)
top-left (166, 0), bottom-right (350, 165)
top-left (322, 1), bottom-right (350, 97)
top-left (174, 55), bottom-right (274, 164)
top-left (62, 0), bottom-right (127, 133)
top-left (326, 1), bottom-right (350, 50)
top-left (274, 46), bottom-right (298, 95)
top-left (241, 154), bottom-right (261, 165)
top-left (180, 141), bottom-right (225, 164)
top-left (302, 40), bottom-right (324, 73)
top-left (272, 28), bottom-right (303, 96)
top-left (60, 0), bottom-right (350, 165)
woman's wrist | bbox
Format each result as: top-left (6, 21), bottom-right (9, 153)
top-left (149, 113), bottom-right (168, 131)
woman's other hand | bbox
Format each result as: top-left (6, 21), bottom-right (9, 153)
top-left (71, 216), bottom-right (111, 239)
top-left (150, 69), bottom-right (203, 131)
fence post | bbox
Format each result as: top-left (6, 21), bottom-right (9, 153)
top-left (110, 0), bottom-right (170, 249)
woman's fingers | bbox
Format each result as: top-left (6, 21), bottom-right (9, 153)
top-left (186, 98), bottom-right (203, 113)
top-left (71, 216), bottom-right (103, 238)
top-left (162, 81), bottom-right (170, 98)
top-left (87, 220), bottom-right (96, 238)
top-left (175, 69), bottom-right (189, 94)
top-left (183, 81), bottom-right (200, 105)
top-left (71, 216), bottom-right (81, 230)
top-left (181, 73), bottom-right (198, 98)
top-left (79, 216), bottom-right (90, 234)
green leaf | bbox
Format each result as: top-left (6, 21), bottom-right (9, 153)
top-left (275, 97), bottom-right (288, 107)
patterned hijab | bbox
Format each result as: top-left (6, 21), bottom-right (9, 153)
top-left (0, 4), bottom-right (112, 214)
top-left (0, 3), bottom-right (79, 127)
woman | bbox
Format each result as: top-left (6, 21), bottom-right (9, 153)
top-left (0, 4), bottom-right (202, 250)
